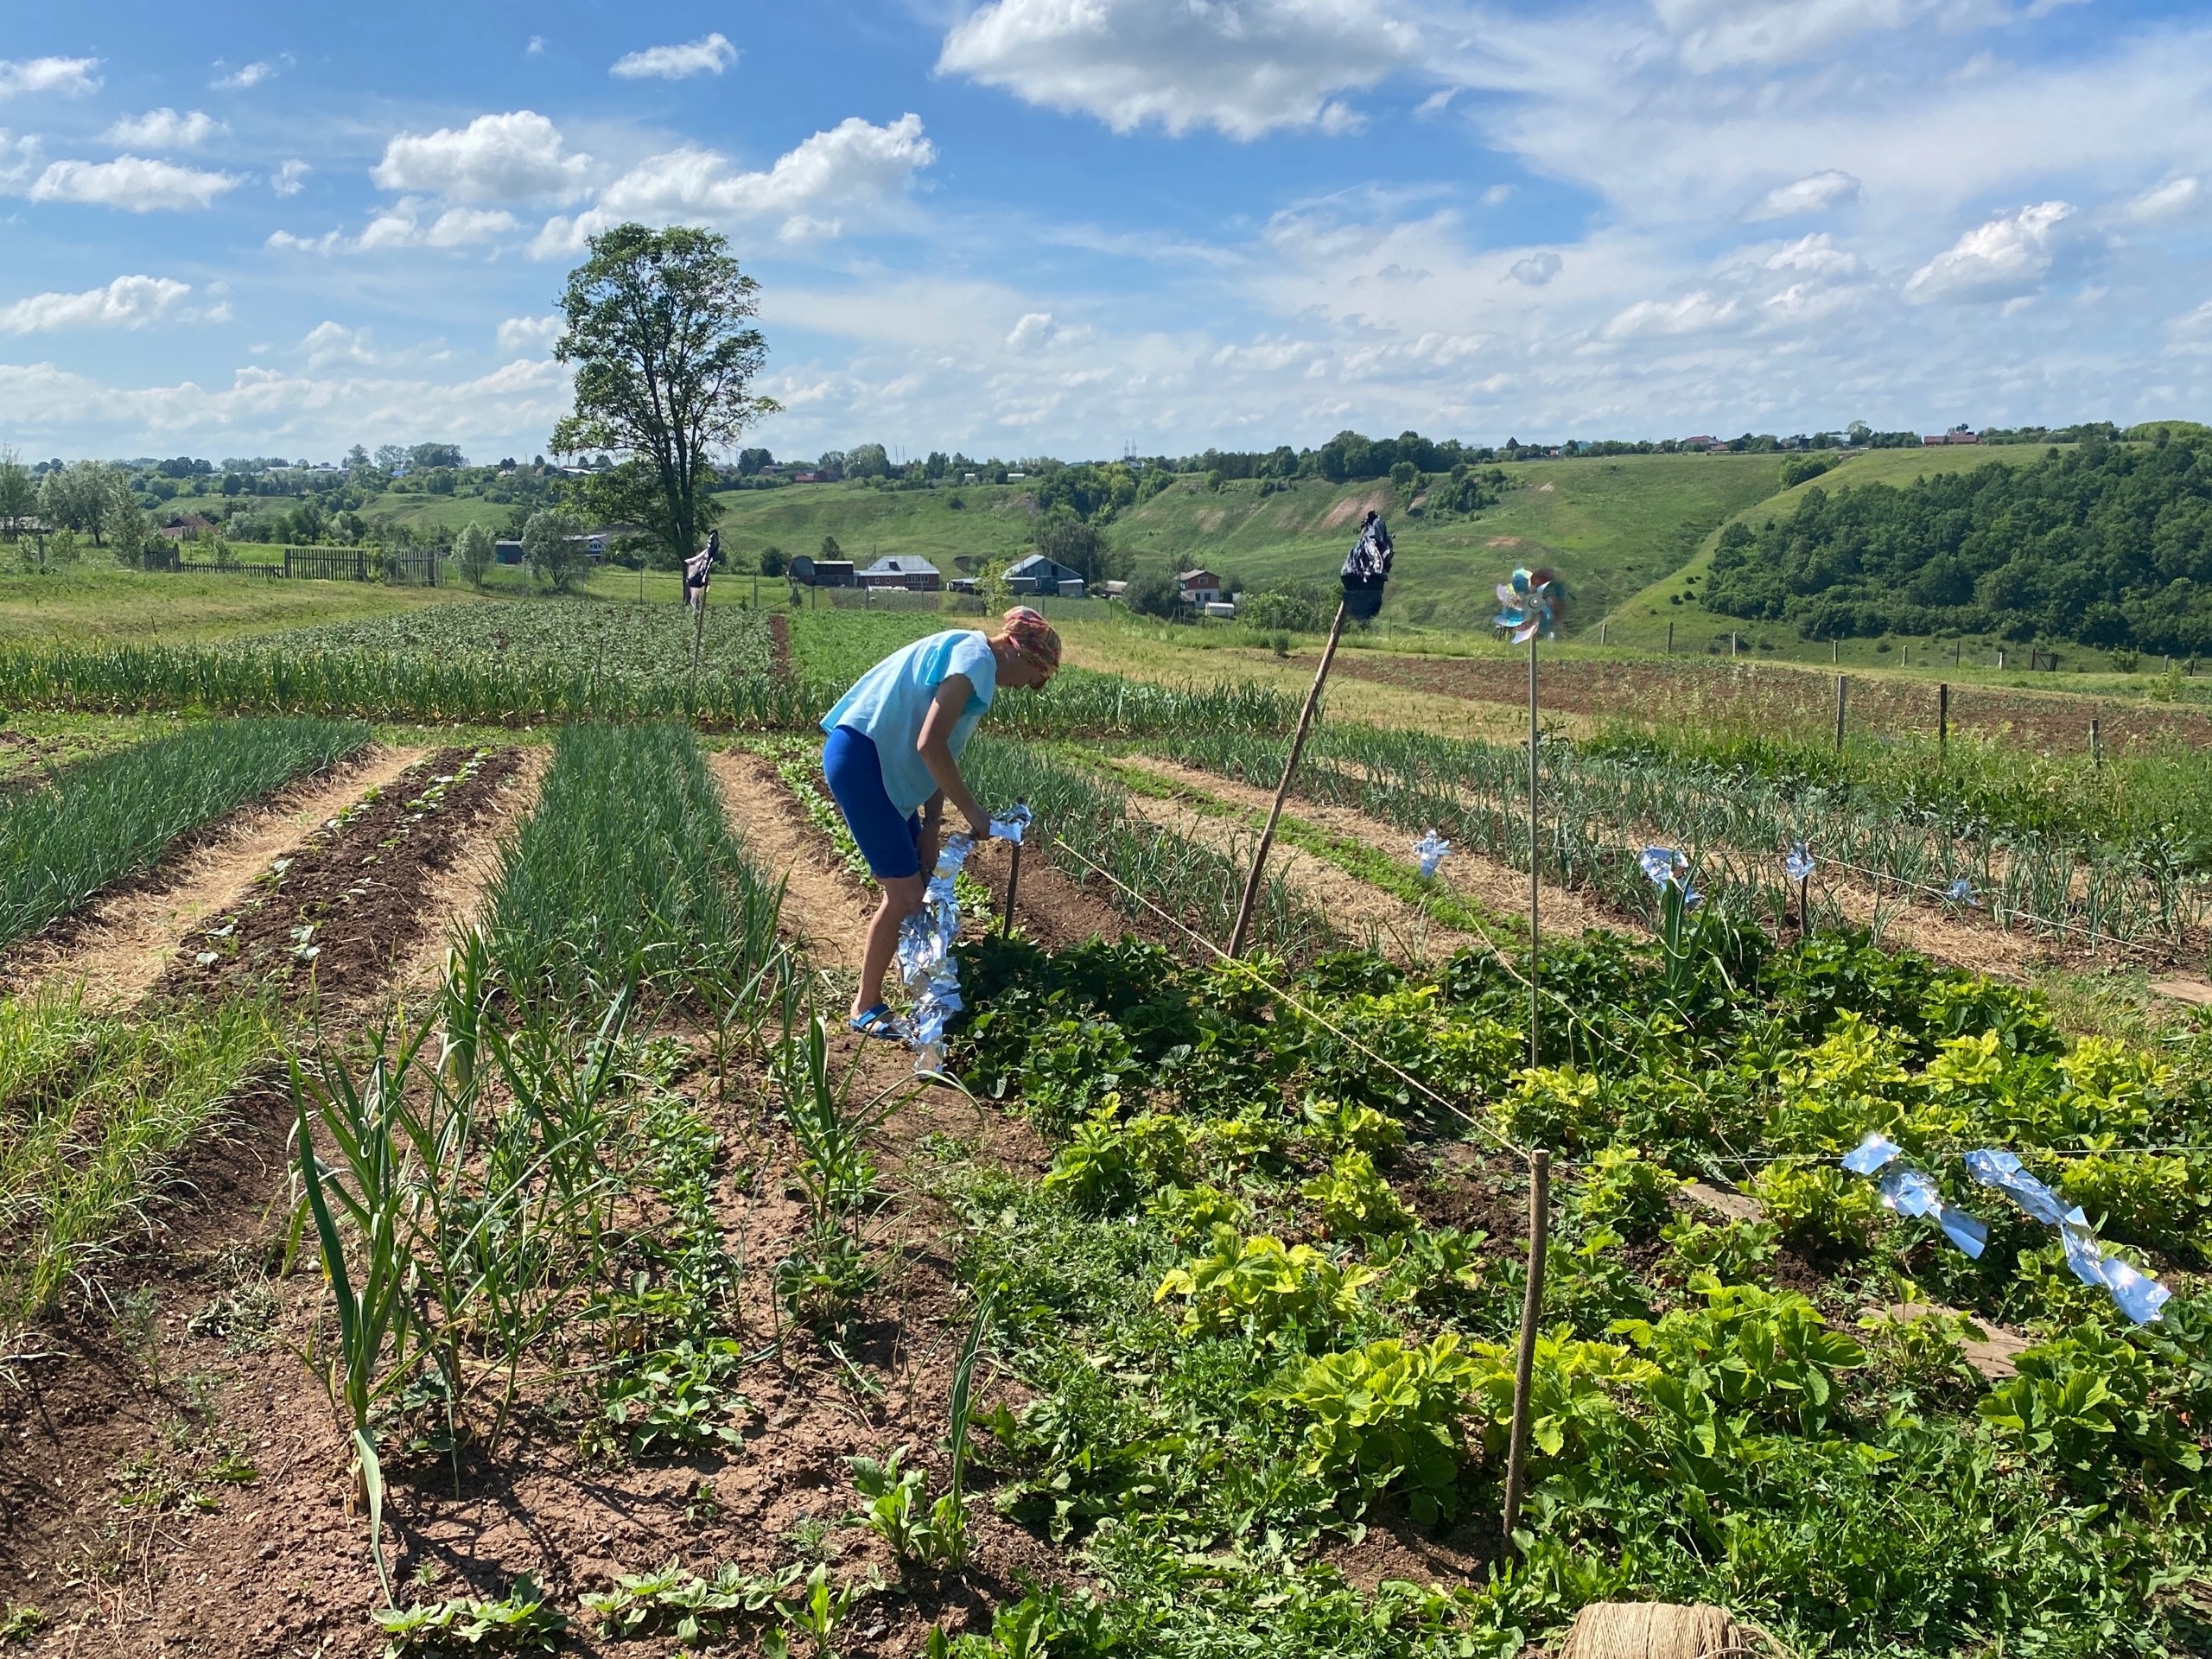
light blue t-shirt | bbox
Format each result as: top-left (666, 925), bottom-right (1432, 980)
top-left (820, 629), bottom-right (998, 814)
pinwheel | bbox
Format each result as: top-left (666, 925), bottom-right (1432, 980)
top-left (1944, 877), bottom-right (1981, 908)
top-left (1639, 846), bottom-right (1699, 905)
top-left (1493, 566), bottom-right (1566, 644)
top-left (1412, 830), bottom-right (1451, 880)
top-left (1783, 843), bottom-right (1816, 932)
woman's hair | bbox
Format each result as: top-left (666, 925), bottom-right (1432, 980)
top-left (990, 605), bottom-right (1061, 679)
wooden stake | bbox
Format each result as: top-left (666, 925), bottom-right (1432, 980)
top-left (2091, 717), bottom-right (2101, 768)
top-left (1500, 1148), bottom-right (1551, 1552)
top-left (1001, 838), bottom-right (1023, 938)
top-left (1665, 620), bottom-right (1673, 654)
top-left (1229, 597), bottom-right (1348, 957)
top-left (1834, 674), bottom-right (1847, 751)
top-left (1937, 682), bottom-right (1949, 755)
top-left (1599, 619), bottom-right (1607, 645)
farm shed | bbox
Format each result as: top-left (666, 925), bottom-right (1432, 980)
top-left (858, 556), bottom-right (944, 592)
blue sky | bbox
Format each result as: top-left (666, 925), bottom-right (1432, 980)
top-left (4, 0), bottom-right (2212, 464)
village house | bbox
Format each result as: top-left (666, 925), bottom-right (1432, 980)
top-left (858, 556), bottom-right (943, 592)
top-left (1005, 551), bottom-right (1086, 597)
top-left (1178, 569), bottom-right (1224, 606)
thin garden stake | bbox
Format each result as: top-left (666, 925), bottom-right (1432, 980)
top-left (2091, 717), bottom-right (2102, 768)
top-left (1228, 596), bottom-right (1348, 957)
top-left (1833, 673), bottom-right (1847, 751)
top-left (1527, 632), bottom-right (1540, 1068)
top-left (1938, 681), bottom-right (1949, 755)
top-left (1001, 836), bottom-right (1023, 938)
top-left (1501, 1147), bottom-right (1551, 1552)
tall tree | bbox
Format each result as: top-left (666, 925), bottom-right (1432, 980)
top-left (551, 223), bottom-right (778, 566)
top-left (0, 448), bottom-right (34, 543)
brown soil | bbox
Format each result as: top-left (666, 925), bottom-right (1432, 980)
top-left (387, 748), bottom-right (550, 998)
top-left (152, 748), bottom-right (528, 1011)
top-left (6, 745), bottom-right (1067, 1657)
top-left (707, 748), bottom-right (872, 972)
top-left (1332, 652), bottom-right (2212, 755)
top-left (768, 613), bottom-right (794, 682)
top-left (0, 747), bottom-right (426, 1011)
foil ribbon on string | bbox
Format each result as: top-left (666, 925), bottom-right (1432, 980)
top-left (1840, 1133), bottom-right (1988, 1258)
top-left (894, 804), bottom-right (1032, 1076)
top-left (1965, 1148), bottom-right (2171, 1325)
top-left (1412, 830), bottom-right (1451, 880)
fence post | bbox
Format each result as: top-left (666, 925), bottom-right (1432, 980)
top-left (1834, 674), bottom-right (1847, 751)
top-left (1937, 682), bottom-right (1949, 755)
top-left (1500, 1148), bottom-right (1552, 1553)
top-left (1665, 620), bottom-right (1673, 654)
top-left (284, 547), bottom-right (293, 580)
top-left (1599, 620), bottom-right (1607, 645)
top-left (1731, 631), bottom-right (1738, 657)
top-left (1997, 649), bottom-right (2005, 671)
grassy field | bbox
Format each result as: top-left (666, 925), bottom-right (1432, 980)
top-left (0, 564), bottom-right (473, 646)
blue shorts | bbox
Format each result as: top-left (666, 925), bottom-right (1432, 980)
top-left (823, 726), bottom-right (924, 880)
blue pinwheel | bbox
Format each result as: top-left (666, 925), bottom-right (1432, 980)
top-left (1784, 843), bottom-right (1816, 883)
top-left (1494, 566), bottom-right (1565, 644)
top-left (1945, 876), bottom-right (1981, 908)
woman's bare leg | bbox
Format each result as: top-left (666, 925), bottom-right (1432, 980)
top-left (855, 872), bottom-right (925, 1018)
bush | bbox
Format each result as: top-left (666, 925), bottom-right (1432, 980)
top-left (1281, 1335), bottom-right (1479, 1523)
top-left (521, 509), bottom-right (588, 593)
top-left (454, 521), bottom-right (494, 588)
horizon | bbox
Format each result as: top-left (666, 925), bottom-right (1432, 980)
top-left (4, 1), bottom-right (2210, 461)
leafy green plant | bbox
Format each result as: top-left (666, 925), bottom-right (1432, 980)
top-left (1462, 1325), bottom-right (1657, 1466)
top-left (1300, 1150), bottom-right (1413, 1237)
top-left (1980, 1323), bottom-right (2204, 1486)
top-left (1280, 1334), bottom-right (1480, 1524)
top-left (1569, 1146), bottom-right (1677, 1241)
top-left (1661, 1214), bottom-right (1781, 1281)
top-left (850, 1445), bottom-right (967, 1567)
top-left (373, 1577), bottom-right (566, 1655)
top-left (1041, 1106), bottom-right (1192, 1213)
top-left (596, 1337), bottom-right (751, 1458)
top-left (1750, 1162), bottom-right (1883, 1254)
top-left (582, 1559), bottom-right (799, 1643)
top-left (1154, 1225), bottom-right (1375, 1339)
top-left (1616, 1276), bottom-right (1866, 1437)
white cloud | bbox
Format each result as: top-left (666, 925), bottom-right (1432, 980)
top-left (2119, 176), bottom-right (2201, 224)
top-left (0, 130), bottom-right (38, 190)
top-left (2171, 297), bottom-right (2212, 342)
top-left (526, 35), bottom-right (547, 56)
top-left (938, 0), bottom-right (1422, 139)
top-left (103, 108), bottom-right (221, 149)
top-left (265, 227), bottom-right (342, 254)
top-left (359, 200), bottom-right (519, 249)
top-left (533, 113), bottom-right (934, 254)
top-left (497, 314), bottom-right (563, 355)
top-left (1745, 168), bottom-right (1861, 220)
top-left (1904, 200), bottom-right (2074, 303)
top-left (301, 321), bottom-right (378, 367)
top-left (372, 110), bottom-right (592, 203)
top-left (1653, 0), bottom-right (1959, 72)
top-left (611, 33), bottom-right (738, 80)
top-left (0, 56), bottom-right (101, 99)
top-left (1506, 251), bottom-right (1561, 285)
top-left (1479, 183), bottom-right (1514, 207)
top-left (272, 158), bottom-right (310, 196)
top-left (1603, 289), bottom-right (1742, 338)
top-left (211, 60), bottom-right (275, 91)
top-left (1006, 311), bottom-right (1055, 350)
top-left (26, 156), bottom-right (241, 212)
top-left (1755, 231), bottom-right (1862, 277)
top-left (0, 355), bottom-right (575, 455)
top-left (0, 274), bottom-right (194, 334)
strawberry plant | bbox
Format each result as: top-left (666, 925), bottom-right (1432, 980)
top-left (1279, 1334), bottom-right (1481, 1524)
top-left (1154, 1225), bottom-right (1376, 1340)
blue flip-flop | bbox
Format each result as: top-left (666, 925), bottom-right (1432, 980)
top-left (847, 1004), bottom-right (903, 1040)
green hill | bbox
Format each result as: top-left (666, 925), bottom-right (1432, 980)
top-left (706, 453), bottom-right (1789, 635)
top-left (1607, 443), bottom-right (2087, 662)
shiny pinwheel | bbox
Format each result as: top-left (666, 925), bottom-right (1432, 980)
top-left (1494, 566), bottom-right (1566, 643)
top-left (1501, 564), bottom-right (1568, 1071)
top-left (1783, 842), bottom-right (1816, 933)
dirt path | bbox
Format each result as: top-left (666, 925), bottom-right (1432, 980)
top-left (388, 747), bottom-right (550, 998)
top-left (1109, 784), bottom-right (1463, 963)
top-left (707, 748), bottom-right (870, 973)
top-left (1, 746), bottom-right (428, 1011)
top-left (1120, 756), bottom-right (1630, 951)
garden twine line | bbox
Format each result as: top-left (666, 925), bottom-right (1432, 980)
top-left (1808, 849), bottom-right (2177, 962)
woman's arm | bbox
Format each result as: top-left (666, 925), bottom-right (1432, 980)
top-left (917, 675), bottom-right (991, 836)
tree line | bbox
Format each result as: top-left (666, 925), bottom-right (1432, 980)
top-left (1701, 429), bottom-right (2212, 652)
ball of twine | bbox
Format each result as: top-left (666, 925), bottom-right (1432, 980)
top-left (1555, 1602), bottom-right (1790, 1659)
